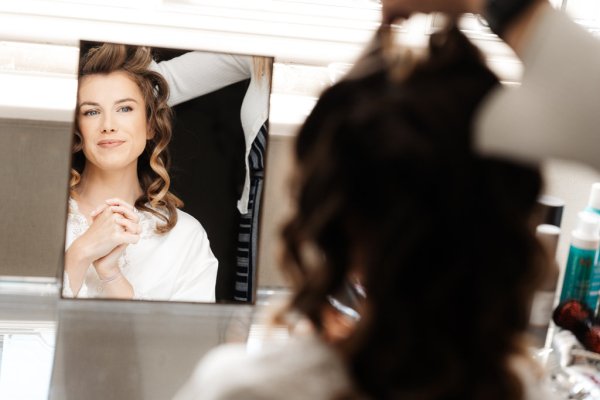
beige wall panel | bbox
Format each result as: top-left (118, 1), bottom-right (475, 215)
top-left (257, 134), bottom-right (296, 288)
top-left (0, 119), bottom-right (72, 279)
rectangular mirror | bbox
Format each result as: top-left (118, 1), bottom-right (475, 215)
top-left (61, 41), bottom-right (273, 304)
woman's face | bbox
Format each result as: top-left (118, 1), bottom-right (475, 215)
top-left (77, 71), bottom-right (148, 173)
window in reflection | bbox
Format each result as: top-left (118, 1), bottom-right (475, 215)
top-left (0, 321), bottom-right (55, 400)
top-left (62, 41), bottom-right (272, 304)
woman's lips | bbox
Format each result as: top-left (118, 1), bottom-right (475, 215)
top-left (97, 139), bottom-right (125, 148)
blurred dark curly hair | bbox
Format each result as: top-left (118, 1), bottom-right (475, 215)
top-left (280, 23), bottom-right (544, 400)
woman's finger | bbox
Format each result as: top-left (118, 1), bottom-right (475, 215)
top-left (90, 204), bottom-right (109, 219)
top-left (109, 205), bottom-right (140, 223)
top-left (114, 215), bottom-right (141, 234)
top-left (119, 231), bottom-right (141, 245)
top-left (382, 0), bottom-right (411, 24)
top-left (105, 198), bottom-right (135, 211)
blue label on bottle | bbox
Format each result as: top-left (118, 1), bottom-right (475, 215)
top-left (560, 246), bottom-right (597, 305)
top-left (585, 254), bottom-right (600, 313)
top-left (585, 206), bottom-right (600, 216)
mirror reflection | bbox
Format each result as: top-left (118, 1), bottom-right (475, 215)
top-left (62, 41), bottom-right (272, 303)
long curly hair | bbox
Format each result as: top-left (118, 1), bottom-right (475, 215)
top-left (71, 43), bottom-right (182, 234)
top-left (280, 24), bottom-right (545, 400)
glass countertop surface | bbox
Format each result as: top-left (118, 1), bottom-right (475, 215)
top-left (0, 284), bottom-right (282, 400)
top-left (3, 285), bottom-right (600, 400)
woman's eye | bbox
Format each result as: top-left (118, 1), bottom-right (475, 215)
top-left (118, 106), bottom-right (133, 112)
top-left (83, 109), bottom-right (99, 116)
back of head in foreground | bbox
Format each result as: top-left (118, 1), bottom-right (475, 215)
top-left (280, 22), bottom-right (545, 400)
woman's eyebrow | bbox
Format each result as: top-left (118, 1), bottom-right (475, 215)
top-left (78, 98), bottom-right (138, 108)
top-left (78, 101), bottom-right (100, 107)
top-left (115, 98), bottom-right (139, 105)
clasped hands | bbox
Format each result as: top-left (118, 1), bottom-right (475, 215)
top-left (78, 198), bottom-right (141, 281)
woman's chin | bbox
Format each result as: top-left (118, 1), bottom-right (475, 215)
top-left (87, 158), bottom-right (138, 173)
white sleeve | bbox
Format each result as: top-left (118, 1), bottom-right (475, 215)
top-left (475, 6), bottom-right (600, 171)
top-left (151, 51), bottom-right (252, 106)
top-left (62, 270), bottom-right (90, 298)
top-left (173, 344), bottom-right (254, 400)
top-left (509, 356), bottom-right (561, 400)
top-left (62, 272), bottom-right (74, 297)
top-left (170, 223), bottom-right (218, 302)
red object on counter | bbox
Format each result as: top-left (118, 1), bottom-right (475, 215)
top-left (552, 299), bottom-right (600, 354)
top-left (553, 299), bottom-right (593, 333)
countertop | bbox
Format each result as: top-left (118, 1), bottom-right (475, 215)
top-left (0, 283), bottom-right (272, 400)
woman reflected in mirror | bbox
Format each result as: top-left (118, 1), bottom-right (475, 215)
top-left (63, 44), bottom-right (218, 302)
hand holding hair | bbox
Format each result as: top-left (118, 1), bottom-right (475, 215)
top-left (381, 0), bottom-right (483, 24)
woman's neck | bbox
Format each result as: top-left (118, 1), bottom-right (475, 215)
top-left (76, 162), bottom-right (143, 210)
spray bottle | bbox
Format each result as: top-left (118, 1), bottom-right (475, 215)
top-left (560, 211), bottom-right (600, 310)
top-left (583, 183), bottom-right (600, 314)
top-left (585, 183), bottom-right (600, 216)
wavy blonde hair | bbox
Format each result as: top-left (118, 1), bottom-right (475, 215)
top-left (253, 56), bottom-right (272, 84)
top-left (71, 43), bottom-right (182, 234)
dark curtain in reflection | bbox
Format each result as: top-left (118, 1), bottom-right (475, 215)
top-left (169, 80), bottom-right (248, 302)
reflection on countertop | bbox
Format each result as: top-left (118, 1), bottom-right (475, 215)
top-left (0, 283), bottom-right (288, 400)
top-left (2, 284), bottom-right (600, 399)
top-left (0, 282), bottom-right (58, 399)
top-left (0, 318), bottom-right (55, 399)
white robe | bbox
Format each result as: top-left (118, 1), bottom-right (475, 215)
top-left (173, 334), bottom-right (558, 400)
top-left (63, 198), bottom-right (218, 302)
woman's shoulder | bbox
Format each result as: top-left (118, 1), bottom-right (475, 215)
top-left (171, 209), bottom-right (208, 236)
top-left (139, 206), bottom-right (206, 236)
top-left (174, 335), bottom-right (352, 400)
top-left (173, 343), bottom-right (250, 400)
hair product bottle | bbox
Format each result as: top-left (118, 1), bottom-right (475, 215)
top-left (582, 183), bottom-right (600, 314)
top-left (560, 211), bottom-right (600, 311)
top-left (585, 183), bottom-right (600, 216)
top-left (528, 224), bottom-right (561, 345)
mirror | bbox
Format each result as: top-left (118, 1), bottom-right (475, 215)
top-left (61, 41), bottom-right (273, 303)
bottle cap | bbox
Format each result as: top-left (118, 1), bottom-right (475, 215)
top-left (536, 224), bottom-right (560, 256)
top-left (587, 183), bottom-right (600, 214)
top-left (575, 211), bottom-right (600, 240)
top-left (537, 195), bottom-right (564, 227)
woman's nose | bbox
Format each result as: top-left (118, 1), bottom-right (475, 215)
top-left (100, 118), bottom-right (117, 134)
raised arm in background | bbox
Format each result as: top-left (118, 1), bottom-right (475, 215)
top-left (383, 0), bottom-right (600, 171)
